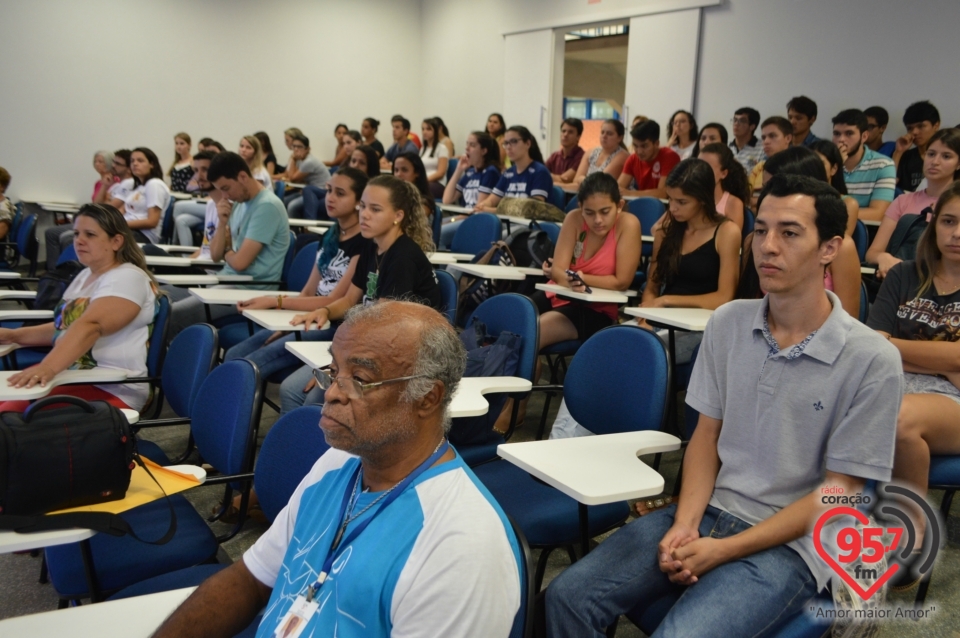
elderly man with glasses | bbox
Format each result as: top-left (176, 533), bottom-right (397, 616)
top-left (154, 300), bottom-right (524, 638)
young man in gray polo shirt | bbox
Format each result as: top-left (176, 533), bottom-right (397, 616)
top-left (546, 174), bottom-right (902, 637)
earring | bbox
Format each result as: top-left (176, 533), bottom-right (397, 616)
top-left (394, 220), bottom-right (399, 225)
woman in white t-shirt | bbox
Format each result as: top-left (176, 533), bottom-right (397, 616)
top-left (667, 110), bottom-right (698, 161)
top-left (239, 135), bottom-right (272, 191)
top-left (0, 204), bottom-right (159, 411)
top-left (112, 147), bottom-right (170, 244)
top-left (420, 118), bottom-right (450, 200)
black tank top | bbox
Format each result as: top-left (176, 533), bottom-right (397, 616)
top-left (663, 224), bottom-right (722, 297)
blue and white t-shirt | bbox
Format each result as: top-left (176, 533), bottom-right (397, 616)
top-left (456, 165), bottom-right (501, 207)
top-left (244, 448), bottom-right (522, 638)
top-left (491, 161), bottom-right (552, 201)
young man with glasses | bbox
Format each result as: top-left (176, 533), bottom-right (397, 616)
top-left (284, 134), bottom-right (331, 217)
top-left (545, 175), bottom-right (901, 638)
top-left (729, 107), bottom-right (765, 173)
top-left (154, 301), bottom-right (524, 638)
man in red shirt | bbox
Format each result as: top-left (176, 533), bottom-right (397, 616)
top-left (547, 118), bottom-right (585, 183)
top-left (618, 120), bottom-right (680, 199)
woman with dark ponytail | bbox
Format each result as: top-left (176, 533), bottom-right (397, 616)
top-left (475, 125), bottom-right (552, 212)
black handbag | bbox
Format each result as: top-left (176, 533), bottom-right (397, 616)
top-left (0, 396), bottom-right (176, 544)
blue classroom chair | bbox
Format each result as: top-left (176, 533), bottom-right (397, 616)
top-left (450, 212), bottom-right (501, 256)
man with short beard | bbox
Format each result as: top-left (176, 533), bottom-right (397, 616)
top-left (153, 301), bottom-right (523, 638)
top-left (833, 108), bottom-right (896, 222)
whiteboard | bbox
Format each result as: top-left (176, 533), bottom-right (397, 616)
top-left (623, 8), bottom-right (702, 133)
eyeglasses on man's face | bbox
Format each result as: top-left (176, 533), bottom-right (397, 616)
top-left (312, 366), bottom-right (428, 400)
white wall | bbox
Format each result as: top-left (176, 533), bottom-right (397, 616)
top-left (0, 0), bottom-right (422, 203)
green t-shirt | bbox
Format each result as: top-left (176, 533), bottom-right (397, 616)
top-left (223, 188), bottom-right (290, 289)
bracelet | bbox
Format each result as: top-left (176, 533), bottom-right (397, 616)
top-left (277, 295), bottom-right (284, 309)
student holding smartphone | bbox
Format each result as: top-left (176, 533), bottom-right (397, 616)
top-left (533, 172), bottom-right (641, 350)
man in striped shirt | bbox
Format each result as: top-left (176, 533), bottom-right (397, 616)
top-left (833, 109), bottom-right (895, 223)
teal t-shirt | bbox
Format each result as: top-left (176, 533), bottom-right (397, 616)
top-left (223, 188), bottom-right (290, 289)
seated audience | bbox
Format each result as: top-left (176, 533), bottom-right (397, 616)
top-left (284, 134), bottom-right (332, 218)
top-left (348, 145), bottom-right (381, 178)
top-left (278, 176), bottom-right (442, 413)
top-left (690, 122), bottom-right (728, 158)
top-left (833, 108), bottom-right (895, 222)
top-left (810, 139), bottom-right (861, 237)
top-left (474, 126), bottom-right (552, 212)
top-left (254, 131), bottom-right (277, 176)
top-left (573, 119), bottom-right (627, 185)
top-left (91, 150), bottom-right (116, 202)
top-left (49, 149), bottom-right (134, 269)
top-left (867, 182), bottom-right (960, 576)
top-left (0, 167), bottom-right (13, 241)
top-left (239, 135), bottom-right (272, 190)
top-left (339, 130), bottom-right (362, 166)
top-left (744, 146), bottom-right (862, 318)
top-left (698, 143), bottom-right (748, 229)
top-left (154, 300), bottom-right (521, 638)
top-left (866, 128), bottom-right (960, 278)
top-left (787, 95), bottom-right (820, 147)
top-left (895, 100), bottom-right (941, 192)
top-left (749, 116), bottom-right (793, 197)
top-left (729, 106), bottom-right (765, 173)
top-left (864, 106), bottom-right (896, 157)
top-left (110, 147), bottom-right (170, 244)
top-left (618, 120), bottom-right (681, 200)
top-left (439, 131), bottom-right (501, 249)
top-left (172, 150), bottom-right (216, 248)
top-left (167, 152), bottom-right (290, 335)
top-left (381, 115), bottom-right (419, 166)
top-left (486, 112), bottom-right (508, 166)
top-left (361, 117), bottom-right (385, 157)
top-left (667, 110), bottom-right (698, 160)
top-left (393, 152), bottom-right (437, 223)
top-left (547, 118), bottom-right (585, 183)
top-left (275, 127), bottom-right (303, 181)
top-left (324, 123), bottom-right (350, 167)
top-left (420, 117), bottom-right (450, 199)
top-left (168, 132), bottom-right (193, 193)
top-left (225, 168), bottom-right (371, 379)
top-left (0, 204), bottom-right (159, 412)
top-left (537, 173), bottom-right (640, 351)
top-left (546, 173), bottom-right (900, 637)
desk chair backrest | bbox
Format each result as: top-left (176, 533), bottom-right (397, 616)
top-left (549, 185), bottom-right (566, 209)
top-left (190, 359), bottom-right (263, 478)
top-left (161, 323), bottom-right (218, 417)
top-left (279, 231), bottom-right (297, 285)
top-left (742, 208), bottom-right (756, 237)
top-left (565, 197), bottom-right (580, 213)
top-left (465, 293), bottom-right (539, 384)
top-left (853, 220), bottom-right (868, 263)
top-left (626, 198), bottom-right (664, 257)
top-left (530, 220), bottom-right (560, 246)
top-left (9, 203), bottom-right (23, 239)
top-left (446, 158), bottom-right (458, 182)
top-left (287, 245), bottom-right (317, 293)
top-left (146, 294), bottom-right (171, 379)
top-left (508, 516), bottom-right (533, 638)
top-left (160, 199), bottom-right (176, 244)
top-left (451, 212), bottom-right (501, 256)
top-left (255, 406), bottom-right (330, 522)
top-left (432, 204), bottom-right (443, 246)
top-left (435, 269), bottom-right (457, 326)
top-left (301, 186), bottom-right (327, 221)
top-left (565, 325), bottom-right (669, 435)
top-left (15, 213), bottom-right (38, 274)
top-left (56, 244), bottom-right (79, 267)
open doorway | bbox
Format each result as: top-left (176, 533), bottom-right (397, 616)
top-left (562, 23), bottom-right (629, 154)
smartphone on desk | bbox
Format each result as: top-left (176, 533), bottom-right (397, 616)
top-left (565, 269), bottom-right (592, 293)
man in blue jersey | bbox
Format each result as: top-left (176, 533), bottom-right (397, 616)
top-left (154, 301), bottom-right (523, 638)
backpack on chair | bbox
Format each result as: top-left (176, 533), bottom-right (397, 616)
top-left (456, 241), bottom-right (518, 326)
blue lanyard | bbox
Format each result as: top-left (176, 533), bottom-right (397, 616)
top-left (305, 440), bottom-right (450, 600)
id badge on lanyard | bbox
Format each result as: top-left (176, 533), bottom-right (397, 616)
top-left (271, 595), bottom-right (319, 638)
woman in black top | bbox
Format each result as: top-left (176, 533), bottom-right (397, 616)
top-left (867, 181), bottom-right (960, 545)
top-left (254, 131), bottom-right (278, 177)
top-left (361, 117), bottom-right (385, 158)
top-left (640, 159), bottom-right (740, 327)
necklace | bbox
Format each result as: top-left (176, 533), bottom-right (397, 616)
top-left (334, 437), bottom-right (446, 544)
top-left (935, 269), bottom-right (960, 295)
top-left (339, 219), bottom-right (359, 236)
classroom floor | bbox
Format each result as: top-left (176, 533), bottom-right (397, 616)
top-left (0, 301), bottom-right (957, 635)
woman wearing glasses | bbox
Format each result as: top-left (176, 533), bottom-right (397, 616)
top-left (278, 175), bottom-right (441, 414)
top-left (474, 126), bottom-right (552, 213)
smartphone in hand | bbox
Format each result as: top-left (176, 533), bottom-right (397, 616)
top-left (565, 269), bottom-right (592, 293)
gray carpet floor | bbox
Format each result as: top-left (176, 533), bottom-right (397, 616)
top-left (0, 323), bottom-right (957, 635)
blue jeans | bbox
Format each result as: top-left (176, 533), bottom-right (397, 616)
top-left (173, 201), bottom-right (205, 246)
top-left (545, 504), bottom-right (817, 638)
top-left (279, 364), bottom-right (326, 414)
top-left (285, 194), bottom-right (304, 218)
top-left (224, 324), bottom-right (338, 381)
top-left (439, 219), bottom-right (463, 250)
